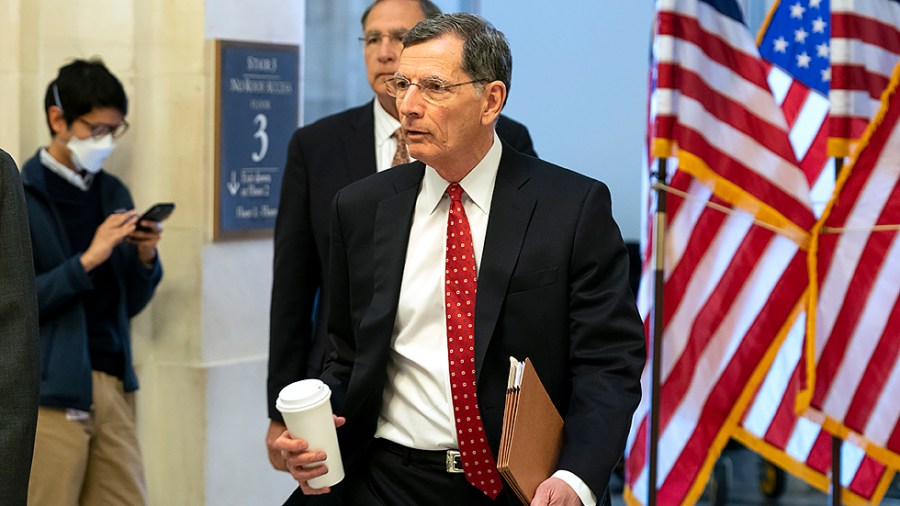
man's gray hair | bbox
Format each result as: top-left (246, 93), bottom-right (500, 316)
top-left (402, 13), bottom-right (512, 97)
top-left (360, 0), bottom-right (442, 29)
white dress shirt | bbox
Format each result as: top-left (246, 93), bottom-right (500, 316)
top-left (374, 132), bottom-right (596, 505)
top-left (375, 131), bottom-right (500, 449)
top-left (40, 147), bottom-right (94, 191)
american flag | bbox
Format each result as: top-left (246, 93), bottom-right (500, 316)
top-left (830, 0), bottom-right (900, 156)
top-left (809, 58), bottom-right (900, 484)
top-left (625, 0), bottom-right (813, 503)
top-left (736, 1), bottom-right (897, 502)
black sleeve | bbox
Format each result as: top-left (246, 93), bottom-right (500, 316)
top-left (0, 149), bottom-right (40, 505)
top-left (267, 130), bottom-right (323, 421)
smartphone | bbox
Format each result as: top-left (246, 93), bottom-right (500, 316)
top-left (136, 202), bottom-right (175, 231)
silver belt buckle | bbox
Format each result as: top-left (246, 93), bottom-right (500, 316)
top-left (446, 450), bottom-right (463, 473)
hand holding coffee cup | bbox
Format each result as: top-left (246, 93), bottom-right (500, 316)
top-left (275, 380), bottom-right (345, 491)
top-left (274, 419), bottom-right (346, 494)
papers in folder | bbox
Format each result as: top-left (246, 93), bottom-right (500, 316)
top-left (497, 357), bottom-right (564, 505)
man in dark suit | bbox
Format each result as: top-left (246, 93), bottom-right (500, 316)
top-left (266, 0), bottom-right (536, 472)
top-left (274, 12), bottom-right (644, 506)
top-left (0, 148), bottom-right (40, 506)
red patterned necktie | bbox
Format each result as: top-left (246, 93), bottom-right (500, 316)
top-left (391, 128), bottom-right (409, 166)
top-left (444, 183), bottom-right (502, 499)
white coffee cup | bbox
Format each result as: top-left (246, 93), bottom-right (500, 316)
top-left (276, 379), bottom-right (345, 488)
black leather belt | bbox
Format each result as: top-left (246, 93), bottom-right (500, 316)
top-left (375, 438), bottom-right (464, 473)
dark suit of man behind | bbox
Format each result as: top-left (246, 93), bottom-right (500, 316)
top-left (276, 12), bottom-right (643, 506)
top-left (0, 148), bottom-right (40, 505)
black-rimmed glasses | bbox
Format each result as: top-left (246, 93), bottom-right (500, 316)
top-left (384, 76), bottom-right (488, 103)
top-left (76, 117), bottom-right (130, 139)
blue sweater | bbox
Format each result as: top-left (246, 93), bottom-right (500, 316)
top-left (21, 151), bottom-right (162, 411)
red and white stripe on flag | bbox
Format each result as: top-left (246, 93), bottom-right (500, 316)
top-left (807, 60), bottom-right (900, 472)
top-left (830, 0), bottom-right (900, 157)
top-left (765, 63), bottom-right (836, 216)
top-left (735, 310), bottom-right (896, 503)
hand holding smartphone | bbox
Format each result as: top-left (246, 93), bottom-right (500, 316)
top-left (136, 202), bottom-right (175, 231)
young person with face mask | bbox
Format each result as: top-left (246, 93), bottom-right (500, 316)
top-left (21, 59), bottom-right (163, 505)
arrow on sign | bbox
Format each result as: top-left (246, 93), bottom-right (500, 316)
top-left (227, 171), bottom-right (240, 196)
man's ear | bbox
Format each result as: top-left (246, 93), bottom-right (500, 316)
top-left (481, 81), bottom-right (507, 126)
top-left (47, 105), bottom-right (68, 138)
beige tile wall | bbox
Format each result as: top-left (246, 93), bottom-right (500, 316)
top-left (1, 0), bottom-right (302, 502)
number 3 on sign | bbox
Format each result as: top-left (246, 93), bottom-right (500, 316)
top-left (252, 113), bottom-right (268, 162)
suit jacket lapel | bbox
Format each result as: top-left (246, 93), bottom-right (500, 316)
top-left (369, 164), bottom-right (425, 352)
top-left (474, 147), bottom-right (536, 379)
top-left (344, 101), bottom-right (377, 181)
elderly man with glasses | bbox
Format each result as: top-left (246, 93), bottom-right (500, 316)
top-left (21, 58), bottom-right (163, 505)
top-left (266, 0), bottom-right (537, 480)
top-left (275, 13), bottom-right (644, 506)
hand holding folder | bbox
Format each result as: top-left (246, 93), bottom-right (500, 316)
top-left (497, 357), bottom-right (564, 505)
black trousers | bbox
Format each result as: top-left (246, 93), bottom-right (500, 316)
top-left (284, 439), bottom-right (612, 506)
top-left (343, 439), bottom-right (517, 506)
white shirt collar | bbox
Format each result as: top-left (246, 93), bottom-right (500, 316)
top-left (39, 147), bottom-right (93, 191)
top-left (373, 97), bottom-right (402, 147)
top-left (421, 131), bottom-right (503, 216)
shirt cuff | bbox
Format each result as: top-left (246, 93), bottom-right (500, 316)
top-left (552, 470), bottom-right (597, 506)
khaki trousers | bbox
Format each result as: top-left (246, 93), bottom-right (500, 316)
top-left (28, 371), bottom-right (147, 506)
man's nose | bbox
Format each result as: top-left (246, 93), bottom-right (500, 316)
top-left (398, 85), bottom-right (425, 117)
top-left (377, 37), bottom-right (398, 61)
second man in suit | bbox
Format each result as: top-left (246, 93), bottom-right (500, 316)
top-left (266, 0), bottom-right (536, 472)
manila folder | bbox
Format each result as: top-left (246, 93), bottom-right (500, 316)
top-left (497, 357), bottom-right (564, 504)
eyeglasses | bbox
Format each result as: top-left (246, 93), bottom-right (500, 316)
top-left (359, 30), bottom-right (406, 47)
top-left (384, 76), bottom-right (488, 103)
top-left (76, 117), bottom-right (130, 139)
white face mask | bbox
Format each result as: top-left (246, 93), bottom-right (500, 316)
top-left (66, 134), bottom-right (115, 174)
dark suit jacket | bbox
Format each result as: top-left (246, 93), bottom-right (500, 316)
top-left (0, 149), bottom-right (40, 506)
top-left (320, 143), bottom-right (645, 498)
top-left (268, 101), bottom-right (536, 421)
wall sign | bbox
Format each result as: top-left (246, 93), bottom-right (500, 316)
top-left (215, 40), bottom-right (299, 238)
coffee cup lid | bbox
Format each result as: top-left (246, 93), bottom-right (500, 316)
top-left (276, 379), bottom-right (331, 412)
